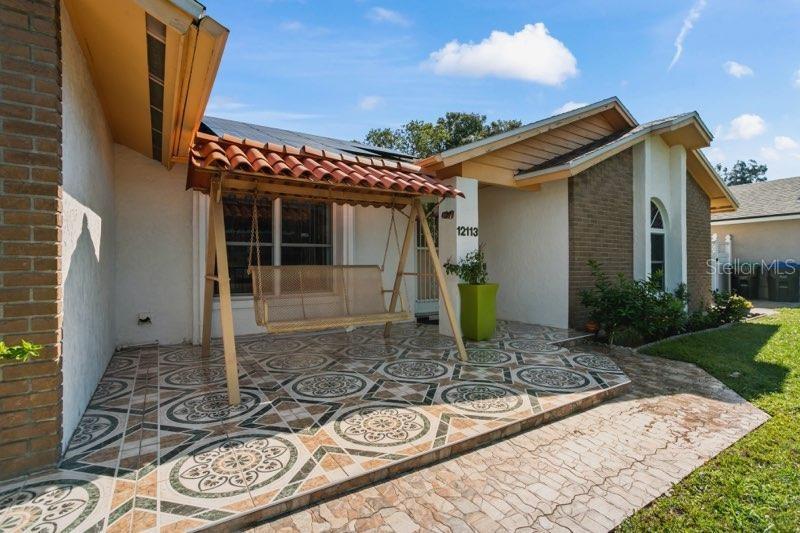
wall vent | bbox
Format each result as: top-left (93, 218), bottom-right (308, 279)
top-left (145, 14), bottom-right (166, 162)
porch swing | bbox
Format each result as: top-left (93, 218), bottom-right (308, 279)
top-left (189, 131), bottom-right (467, 405)
top-left (245, 191), bottom-right (413, 334)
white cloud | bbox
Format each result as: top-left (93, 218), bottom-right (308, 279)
top-left (205, 97), bottom-right (321, 122)
top-left (794, 68), bottom-right (800, 88)
top-left (358, 95), bottom-right (384, 111)
top-left (206, 96), bottom-right (248, 114)
top-left (279, 20), bottom-right (304, 31)
top-left (367, 7), bottom-right (410, 26)
top-left (724, 114), bottom-right (766, 140)
top-left (704, 146), bottom-right (726, 165)
top-left (427, 23), bottom-right (578, 85)
top-left (760, 146), bottom-right (780, 161)
top-left (553, 101), bottom-right (588, 114)
top-left (668, 0), bottom-right (707, 70)
top-left (723, 60), bottom-right (753, 78)
top-left (761, 136), bottom-right (800, 162)
top-left (774, 135), bottom-right (799, 151)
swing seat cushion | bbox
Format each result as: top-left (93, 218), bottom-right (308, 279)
top-left (250, 265), bottom-right (412, 332)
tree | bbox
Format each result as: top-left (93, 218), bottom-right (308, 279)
top-left (715, 159), bottom-right (768, 186)
top-left (364, 112), bottom-right (522, 158)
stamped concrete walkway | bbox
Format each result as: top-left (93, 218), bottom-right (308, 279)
top-left (250, 348), bottom-right (769, 532)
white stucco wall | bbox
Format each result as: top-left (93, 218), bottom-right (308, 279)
top-left (61, 7), bottom-right (116, 449)
top-left (632, 136), bottom-right (688, 290)
top-left (353, 204), bottom-right (417, 313)
top-left (713, 220), bottom-right (800, 263)
top-left (114, 145), bottom-right (194, 346)
top-left (478, 181), bottom-right (570, 328)
top-left (713, 219), bottom-right (800, 299)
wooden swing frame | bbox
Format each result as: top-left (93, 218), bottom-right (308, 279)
top-left (200, 173), bottom-right (467, 405)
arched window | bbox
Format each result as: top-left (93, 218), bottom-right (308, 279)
top-left (650, 201), bottom-right (666, 288)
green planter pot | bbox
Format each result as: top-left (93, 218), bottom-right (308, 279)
top-left (458, 283), bottom-right (499, 341)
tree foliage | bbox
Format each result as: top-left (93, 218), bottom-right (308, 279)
top-left (365, 112), bottom-right (522, 158)
top-left (715, 159), bottom-right (768, 186)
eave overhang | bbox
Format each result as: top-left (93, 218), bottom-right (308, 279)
top-left (64, 0), bottom-right (228, 167)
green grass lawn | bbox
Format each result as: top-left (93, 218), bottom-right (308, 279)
top-left (619, 308), bottom-right (800, 532)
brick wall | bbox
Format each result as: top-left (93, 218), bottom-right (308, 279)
top-left (0, 0), bottom-right (63, 480)
top-left (568, 149), bottom-right (634, 328)
top-left (686, 172), bottom-right (711, 311)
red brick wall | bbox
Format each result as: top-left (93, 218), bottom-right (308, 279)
top-left (686, 172), bottom-right (711, 311)
top-left (568, 149), bottom-right (634, 328)
top-left (0, 0), bottom-right (63, 480)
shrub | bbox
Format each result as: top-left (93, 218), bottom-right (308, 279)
top-left (0, 339), bottom-right (42, 362)
top-left (687, 291), bottom-right (752, 331)
top-left (580, 261), bottom-right (687, 345)
top-left (444, 246), bottom-right (489, 285)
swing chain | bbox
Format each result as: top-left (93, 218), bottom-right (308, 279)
top-left (248, 190), bottom-right (265, 308)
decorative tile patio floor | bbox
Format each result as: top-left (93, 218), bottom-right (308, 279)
top-left (0, 321), bottom-right (630, 532)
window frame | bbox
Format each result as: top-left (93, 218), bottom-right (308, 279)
top-left (649, 200), bottom-right (667, 289)
top-left (217, 195), bottom-right (334, 296)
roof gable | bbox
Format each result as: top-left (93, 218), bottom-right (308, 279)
top-left (419, 97), bottom-right (636, 172)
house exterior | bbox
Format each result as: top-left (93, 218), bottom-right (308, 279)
top-left (0, 0), bottom-right (736, 481)
top-left (419, 102), bottom-right (737, 326)
top-left (711, 176), bottom-right (800, 300)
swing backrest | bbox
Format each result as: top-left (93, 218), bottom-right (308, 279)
top-left (250, 264), bottom-right (410, 333)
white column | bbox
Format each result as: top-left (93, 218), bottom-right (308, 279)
top-left (437, 176), bottom-right (479, 336)
top-left (668, 145), bottom-right (687, 290)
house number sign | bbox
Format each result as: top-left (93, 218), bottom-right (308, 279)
top-left (457, 226), bottom-right (479, 237)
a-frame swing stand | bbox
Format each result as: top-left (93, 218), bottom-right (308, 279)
top-left (200, 177), bottom-right (467, 405)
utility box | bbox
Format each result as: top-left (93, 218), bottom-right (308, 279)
top-left (767, 262), bottom-right (800, 302)
top-left (731, 263), bottom-right (761, 300)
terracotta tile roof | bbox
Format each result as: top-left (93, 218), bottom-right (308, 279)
top-left (187, 132), bottom-right (461, 199)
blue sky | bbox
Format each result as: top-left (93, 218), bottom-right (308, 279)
top-left (203, 0), bottom-right (800, 179)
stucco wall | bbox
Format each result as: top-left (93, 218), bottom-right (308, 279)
top-left (60, 7), bottom-right (116, 449)
top-left (114, 145), bottom-right (194, 346)
top-left (713, 218), bottom-right (800, 299)
top-left (632, 136), bottom-right (688, 291)
top-left (569, 148), bottom-right (634, 328)
top-left (479, 181), bottom-right (569, 328)
top-left (353, 204), bottom-right (417, 313)
top-left (713, 219), bottom-right (800, 263)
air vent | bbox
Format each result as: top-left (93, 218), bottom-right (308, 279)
top-left (145, 14), bottom-right (166, 162)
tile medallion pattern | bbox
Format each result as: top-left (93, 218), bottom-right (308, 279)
top-left (0, 320), bottom-right (628, 531)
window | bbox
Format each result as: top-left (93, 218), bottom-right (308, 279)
top-left (280, 200), bottom-right (332, 265)
top-left (649, 201), bottom-right (666, 289)
top-left (219, 196), bottom-right (332, 295)
top-left (223, 195), bottom-right (272, 294)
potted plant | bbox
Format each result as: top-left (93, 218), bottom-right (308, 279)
top-left (444, 246), bottom-right (499, 341)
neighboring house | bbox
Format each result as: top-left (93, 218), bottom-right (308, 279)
top-left (711, 176), bottom-right (800, 300)
top-left (0, 0), bottom-right (737, 480)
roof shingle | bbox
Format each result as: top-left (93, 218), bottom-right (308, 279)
top-left (712, 176), bottom-right (800, 221)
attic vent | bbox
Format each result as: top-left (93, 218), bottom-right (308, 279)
top-left (145, 14), bottom-right (166, 162)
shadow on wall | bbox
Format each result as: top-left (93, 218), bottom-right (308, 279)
top-left (62, 212), bottom-right (111, 452)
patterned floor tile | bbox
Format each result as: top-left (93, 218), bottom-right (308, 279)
top-left (0, 320), bottom-right (627, 531)
top-left (0, 471), bottom-right (114, 532)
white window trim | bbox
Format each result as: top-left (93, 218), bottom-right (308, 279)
top-left (648, 200), bottom-right (667, 282)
